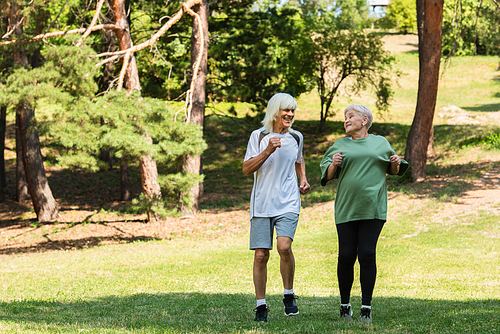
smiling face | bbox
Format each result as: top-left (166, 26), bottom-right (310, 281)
top-left (273, 108), bottom-right (295, 134)
top-left (344, 109), bottom-right (368, 137)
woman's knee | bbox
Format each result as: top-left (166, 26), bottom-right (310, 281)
top-left (357, 249), bottom-right (376, 267)
top-left (338, 249), bottom-right (357, 267)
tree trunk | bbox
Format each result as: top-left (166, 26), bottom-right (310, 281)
top-left (120, 156), bottom-right (131, 201)
top-left (109, 0), bottom-right (161, 220)
top-left (17, 104), bottom-right (60, 221)
top-left (9, 1), bottom-right (59, 220)
top-left (109, 0), bottom-right (141, 92)
top-left (404, 0), bottom-right (443, 182)
top-left (15, 114), bottom-right (29, 201)
top-left (0, 106), bottom-right (6, 202)
top-left (139, 134), bottom-right (161, 222)
top-left (181, 0), bottom-right (209, 215)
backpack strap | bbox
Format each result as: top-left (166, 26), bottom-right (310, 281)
top-left (258, 130), bottom-right (300, 147)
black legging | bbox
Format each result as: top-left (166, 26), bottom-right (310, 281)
top-left (336, 219), bottom-right (385, 306)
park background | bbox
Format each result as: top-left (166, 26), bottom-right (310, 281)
top-left (1, 0), bottom-right (500, 333)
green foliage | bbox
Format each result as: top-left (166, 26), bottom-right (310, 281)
top-left (44, 90), bottom-right (207, 209)
top-left (380, 0), bottom-right (417, 34)
top-left (459, 132), bottom-right (500, 150)
top-left (208, 4), bottom-right (316, 110)
top-left (0, 42), bottom-right (98, 107)
top-left (442, 0), bottom-right (500, 56)
top-left (311, 26), bottom-right (396, 126)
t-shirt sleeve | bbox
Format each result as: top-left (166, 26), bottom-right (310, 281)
top-left (244, 130), bottom-right (260, 162)
top-left (320, 141), bottom-right (342, 186)
top-left (296, 131), bottom-right (304, 164)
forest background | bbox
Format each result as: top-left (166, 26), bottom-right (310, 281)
top-left (0, 1), bottom-right (500, 333)
top-left (0, 0), bottom-right (499, 246)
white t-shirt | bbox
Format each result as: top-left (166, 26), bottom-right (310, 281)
top-left (244, 128), bottom-right (304, 219)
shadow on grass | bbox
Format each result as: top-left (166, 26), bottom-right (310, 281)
top-left (0, 293), bottom-right (498, 333)
top-left (463, 103), bottom-right (500, 112)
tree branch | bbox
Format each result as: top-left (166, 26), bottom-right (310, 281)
top-left (2, 16), bottom-right (24, 39)
top-left (0, 24), bottom-right (119, 46)
top-left (117, 50), bottom-right (131, 91)
top-left (492, 0), bottom-right (500, 9)
top-left (183, 4), bottom-right (205, 123)
top-left (76, 0), bottom-right (106, 47)
top-left (90, 0), bottom-right (201, 59)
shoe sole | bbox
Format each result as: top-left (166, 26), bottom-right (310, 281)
top-left (284, 311), bottom-right (299, 316)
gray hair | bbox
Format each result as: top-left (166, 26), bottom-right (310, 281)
top-left (262, 93), bottom-right (298, 133)
top-left (344, 104), bottom-right (373, 130)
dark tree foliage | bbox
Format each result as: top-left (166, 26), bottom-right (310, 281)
top-left (208, 4), bottom-right (315, 110)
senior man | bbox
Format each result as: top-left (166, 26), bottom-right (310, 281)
top-left (243, 93), bottom-right (310, 322)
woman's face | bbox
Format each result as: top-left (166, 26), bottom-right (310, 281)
top-left (344, 109), bottom-right (367, 135)
top-left (274, 108), bottom-right (295, 132)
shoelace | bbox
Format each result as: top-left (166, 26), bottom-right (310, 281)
top-left (340, 306), bottom-right (351, 316)
top-left (360, 308), bottom-right (371, 318)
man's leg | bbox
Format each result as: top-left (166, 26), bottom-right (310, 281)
top-left (253, 248), bottom-right (270, 300)
top-left (275, 212), bottom-right (300, 317)
top-left (277, 236), bottom-right (294, 290)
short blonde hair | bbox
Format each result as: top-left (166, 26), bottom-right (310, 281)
top-left (261, 93), bottom-right (298, 133)
top-left (344, 104), bottom-right (373, 129)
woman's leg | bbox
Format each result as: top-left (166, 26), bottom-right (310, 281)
top-left (357, 219), bottom-right (385, 306)
top-left (336, 222), bottom-right (359, 304)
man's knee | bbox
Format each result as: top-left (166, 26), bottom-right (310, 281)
top-left (277, 237), bottom-right (293, 257)
top-left (254, 249), bottom-right (270, 265)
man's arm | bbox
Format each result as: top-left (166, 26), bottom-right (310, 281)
top-left (242, 137), bottom-right (281, 175)
top-left (295, 160), bottom-right (310, 194)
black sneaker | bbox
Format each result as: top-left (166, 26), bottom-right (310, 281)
top-left (254, 304), bottom-right (268, 322)
top-left (360, 307), bottom-right (372, 324)
top-left (283, 294), bottom-right (299, 316)
top-left (340, 305), bottom-right (353, 322)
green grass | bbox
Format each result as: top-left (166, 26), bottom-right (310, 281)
top-left (1, 201), bottom-right (499, 333)
top-left (2, 35), bottom-right (500, 333)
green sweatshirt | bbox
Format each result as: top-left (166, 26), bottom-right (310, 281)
top-left (320, 134), bottom-right (409, 225)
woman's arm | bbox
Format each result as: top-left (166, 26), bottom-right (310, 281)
top-left (323, 151), bottom-right (343, 183)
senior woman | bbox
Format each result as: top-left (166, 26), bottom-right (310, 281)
top-left (243, 93), bottom-right (310, 322)
top-left (319, 104), bottom-right (408, 324)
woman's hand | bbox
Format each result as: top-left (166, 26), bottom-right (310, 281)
top-left (332, 151), bottom-right (343, 167)
top-left (390, 154), bottom-right (401, 166)
top-left (390, 154), bottom-right (401, 174)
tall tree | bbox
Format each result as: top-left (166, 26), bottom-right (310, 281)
top-left (0, 106), bottom-right (6, 202)
top-left (7, 1), bottom-right (59, 221)
top-left (180, 0), bottom-right (209, 215)
top-left (404, 0), bottom-right (444, 181)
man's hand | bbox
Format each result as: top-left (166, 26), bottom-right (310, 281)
top-left (299, 180), bottom-right (310, 194)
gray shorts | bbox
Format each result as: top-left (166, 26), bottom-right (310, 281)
top-left (249, 212), bottom-right (299, 250)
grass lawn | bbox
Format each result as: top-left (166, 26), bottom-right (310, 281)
top-left (1, 34), bottom-right (500, 333)
top-left (1, 200), bottom-right (499, 333)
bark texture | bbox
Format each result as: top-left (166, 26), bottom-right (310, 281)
top-left (17, 104), bottom-right (60, 221)
top-left (181, 0), bottom-right (208, 215)
top-left (0, 106), bottom-right (6, 202)
top-left (404, 0), bottom-right (443, 182)
top-left (140, 134), bottom-right (162, 222)
top-left (15, 114), bottom-right (29, 201)
top-left (120, 156), bottom-right (131, 201)
top-left (109, 0), bottom-right (140, 92)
